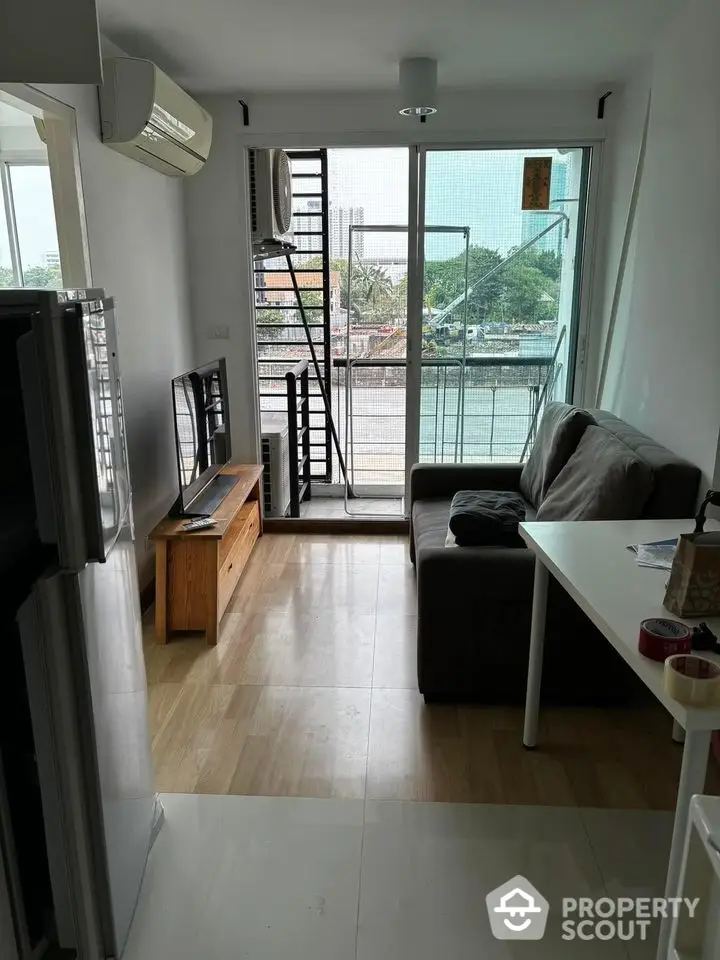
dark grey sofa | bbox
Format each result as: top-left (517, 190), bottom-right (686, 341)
top-left (410, 408), bottom-right (701, 703)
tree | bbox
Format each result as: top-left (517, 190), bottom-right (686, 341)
top-left (256, 308), bottom-right (287, 342)
top-left (299, 289), bottom-right (323, 309)
top-left (19, 265), bottom-right (63, 288)
top-left (0, 266), bottom-right (15, 287)
top-left (499, 263), bottom-right (556, 324)
top-left (425, 245), bottom-right (505, 324)
top-left (535, 250), bottom-right (562, 282)
top-left (344, 261), bottom-right (396, 324)
top-left (423, 243), bottom-right (561, 328)
top-left (352, 262), bottom-right (392, 302)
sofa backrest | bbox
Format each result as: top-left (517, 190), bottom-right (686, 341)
top-left (520, 401), bottom-right (594, 506)
top-left (586, 409), bottom-right (700, 518)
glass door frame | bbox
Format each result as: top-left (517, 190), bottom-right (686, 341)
top-left (343, 220), bottom-right (469, 514)
top-left (403, 140), bottom-right (601, 508)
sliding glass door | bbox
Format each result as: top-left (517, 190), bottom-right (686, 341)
top-left (405, 145), bottom-right (591, 493)
top-left (251, 143), bottom-right (592, 517)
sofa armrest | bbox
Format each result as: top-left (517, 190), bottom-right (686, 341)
top-left (408, 463), bottom-right (526, 563)
top-left (410, 462), bottom-right (524, 504)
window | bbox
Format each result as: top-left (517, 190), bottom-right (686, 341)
top-left (0, 179), bottom-right (11, 279)
top-left (0, 162), bottom-right (61, 287)
top-left (0, 101), bottom-right (62, 288)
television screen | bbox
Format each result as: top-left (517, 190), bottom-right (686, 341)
top-left (171, 358), bottom-right (231, 512)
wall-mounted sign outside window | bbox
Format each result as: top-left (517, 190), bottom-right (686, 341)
top-left (522, 157), bottom-right (553, 210)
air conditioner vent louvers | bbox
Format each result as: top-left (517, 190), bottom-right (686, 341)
top-left (249, 149), bottom-right (258, 236)
top-left (260, 415), bottom-right (291, 517)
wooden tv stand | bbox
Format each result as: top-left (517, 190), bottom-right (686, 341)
top-left (149, 464), bottom-right (263, 646)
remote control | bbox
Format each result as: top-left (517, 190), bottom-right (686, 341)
top-left (183, 518), bottom-right (217, 531)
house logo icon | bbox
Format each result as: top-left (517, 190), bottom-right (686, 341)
top-left (485, 875), bottom-right (549, 940)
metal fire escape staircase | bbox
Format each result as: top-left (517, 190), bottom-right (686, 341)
top-left (254, 150), bottom-right (333, 484)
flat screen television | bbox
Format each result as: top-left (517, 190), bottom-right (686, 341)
top-left (170, 358), bottom-right (238, 517)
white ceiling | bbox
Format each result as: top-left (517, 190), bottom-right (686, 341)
top-left (99, 0), bottom-right (681, 94)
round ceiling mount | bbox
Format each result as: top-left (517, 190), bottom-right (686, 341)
top-left (398, 57), bottom-right (438, 117)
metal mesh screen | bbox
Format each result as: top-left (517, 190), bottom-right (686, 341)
top-left (420, 148), bottom-right (580, 465)
top-left (327, 148), bottom-right (409, 487)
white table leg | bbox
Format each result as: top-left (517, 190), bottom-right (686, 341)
top-left (672, 720), bottom-right (685, 744)
top-left (523, 558), bottom-right (549, 749)
top-left (656, 727), bottom-right (711, 960)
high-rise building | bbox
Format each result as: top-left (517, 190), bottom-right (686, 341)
top-left (43, 249), bottom-right (61, 268)
top-left (329, 205), bottom-right (365, 260)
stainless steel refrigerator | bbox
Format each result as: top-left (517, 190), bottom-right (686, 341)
top-left (0, 289), bottom-right (158, 959)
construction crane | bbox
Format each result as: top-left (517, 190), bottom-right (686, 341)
top-left (426, 213), bottom-right (570, 330)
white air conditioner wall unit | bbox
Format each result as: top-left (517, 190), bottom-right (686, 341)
top-left (100, 57), bottom-right (213, 177)
top-left (250, 148), bottom-right (293, 247)
top-left (261, 414), bottom-right (292, 518)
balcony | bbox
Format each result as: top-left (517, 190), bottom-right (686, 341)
top-left (273, 343), bottom-right (562, 519)
top-left (330, 352), bottom-right (560, 490)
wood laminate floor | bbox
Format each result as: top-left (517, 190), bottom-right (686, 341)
top-left (144, 533), bottom-right (720, 807)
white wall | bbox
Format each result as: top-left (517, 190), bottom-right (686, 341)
top-left (184, 87), bottom-right (606, 463)
top-left (591, 0), bottom-right (720, 490)
top-left (36, 59), bottom-right (195, 581)
top-left (0, 123), bottom-right (45, 158)
top-left (584, 68), bottom-right (651, 403)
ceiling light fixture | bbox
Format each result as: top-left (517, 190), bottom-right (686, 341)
top-left (398, 57), bottom-right (438, 118)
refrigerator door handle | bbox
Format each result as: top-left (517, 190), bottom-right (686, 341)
top-left (62, 307), bottom-right (108, 562)
top-left (102, 300), bottom-right (135, 544)
top-left (106, 352), bottom-right (132, 536)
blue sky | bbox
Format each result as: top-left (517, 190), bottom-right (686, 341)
top-left (328, 147), bottom-right (578, 264)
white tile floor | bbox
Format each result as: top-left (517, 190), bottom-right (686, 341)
top-left (123, 795), bottom-right (673, 960)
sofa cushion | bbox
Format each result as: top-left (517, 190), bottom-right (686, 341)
top-left (536, 425), bottom-right (654, 521)
top-left (414, 496), bottom-right (536, 553)
top-left (586, 408), bottom-right (700, 518)
top-left (520, 402), bottom-right (594, 507)
top-left (448, 490), bottom-right (526, 546)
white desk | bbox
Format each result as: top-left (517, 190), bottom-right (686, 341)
top-left (518, 519), bottom-right (720, 960)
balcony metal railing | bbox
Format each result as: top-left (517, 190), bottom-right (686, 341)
top-left (330, 345), bottom-right (563, 488)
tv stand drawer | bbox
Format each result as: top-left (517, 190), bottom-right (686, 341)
top-left (218, 502), bottom-right (260, 616)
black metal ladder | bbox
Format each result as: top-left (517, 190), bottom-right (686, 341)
top-left (254, 150), bottom-right (333, 483)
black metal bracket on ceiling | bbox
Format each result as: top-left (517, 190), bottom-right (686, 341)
top-left (238, 99), bottom-right (249, 126)
top-left (597, 91), bottom-right (613, 120)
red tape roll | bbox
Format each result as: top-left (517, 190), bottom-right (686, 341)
top-left (638, 618), bottom-right (692, 662)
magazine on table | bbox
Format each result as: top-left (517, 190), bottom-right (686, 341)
top-left (626, 538), bottom-right (678, 570)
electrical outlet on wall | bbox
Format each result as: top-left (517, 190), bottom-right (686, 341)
top-left (208, 325), bottom-right (230, 340)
